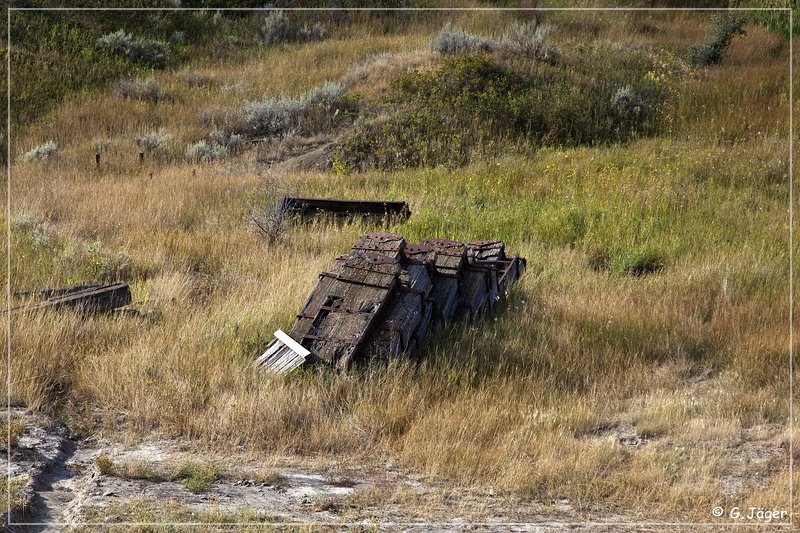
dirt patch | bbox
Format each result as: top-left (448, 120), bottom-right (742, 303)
top-left (8, 407), bottom-right (779, 530)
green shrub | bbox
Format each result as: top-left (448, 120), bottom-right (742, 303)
top-left (746, 0), bottom-right (797, 39)
top-left (499, 20), bottom-right (558, 62)
top-left (589, 246), bottom-right (666, 276)
top-left (97, 29), bottom-right (168, 68)
top-left (260, 10), bottom-right (326, 46)
top-left (430, 22), bottom-right (494, 54)
top-left (335, 53), bottom-right (666, 171)
top-left (689, 13), bottom-right (747, 66)
top-left (134, 128), bottom-right (172, 153)
top-left (113, 78), bottom-right (171, 102)
top-left (21, 141), bottom-right (58, 162)
top-left (174, 461), bottom-right (218, 494)
top-left (234, 82), bottom-right (354, 139)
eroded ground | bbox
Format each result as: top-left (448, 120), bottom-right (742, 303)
top-left (3, 396), bottom-right (788, 531)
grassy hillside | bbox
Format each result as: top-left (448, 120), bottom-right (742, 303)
top-left (2, 6), bottom-right (798, 525)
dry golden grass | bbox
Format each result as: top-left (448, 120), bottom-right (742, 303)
top-left (2, 10), bottom-right (797, 524)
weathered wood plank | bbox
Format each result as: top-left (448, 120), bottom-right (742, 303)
top-left (351, 232), bottom-right (406, 259)
top-left (283, 197), bottom-right (411, 222)
top-left (12, 283), bottom-right (131, 314)
top-left (455, 268), bottom-right (489, 323)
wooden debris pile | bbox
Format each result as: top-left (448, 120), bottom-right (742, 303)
top-left (257, 233), bottom-right (525, 375)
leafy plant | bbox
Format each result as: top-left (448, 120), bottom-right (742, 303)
top-left (174, 461), bottom-right (219, 494)
top-left (260, 10), bottom-right (326, 46)
top-left (97, 29), bottom-right (168, 68)
top-left (499, 20), bottom-right (558, 61)
top-left (430, 22), bottom-right (494, 54)
top-left (113, 78), bottom-right (171, 102)
top-left (235, 82), bottom-right (351, 139)
top-left (21, 141), bottom-right (58, 162)
top-left (335, 52), bottom-right (666, 170)
top-left (135, 128), bottom-right (172, 153)
top-left (689, 13), bottom-right (747, 66)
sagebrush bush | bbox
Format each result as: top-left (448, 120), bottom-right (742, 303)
top-left (21, 141), bottom-right (58, 162)
top-left (430, 22), bottom-right (494, 54)
top-left (499, 20), bottom-right (558, 62)
top-left (236, 82), bottom-right (350, 138)
top-left (689, 13), bottom-right (747, 66)
top-left (185, 130), bottom-right (245, 163)
top-left (113, 78), bottom-right (171, 102)
top-left (97, 29), bottom-right (168, 68)
top-left (134, 129), bottom-right (172, 153)
top-left (260, 10), bottom-right (326, 46)
top-left (611, 85), bottom-right (645, 121)
top-left (10, 212), bottom-right (44, 231)
top-left (208, 130), bottom-right (245, 155)
top-left (185, 140), bottom-right (228, 163)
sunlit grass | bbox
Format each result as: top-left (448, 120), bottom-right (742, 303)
top-left (1, 9), bottom-right (795, 523)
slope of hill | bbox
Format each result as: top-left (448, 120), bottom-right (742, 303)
top-left (2, 5), bottom-right (797, 528)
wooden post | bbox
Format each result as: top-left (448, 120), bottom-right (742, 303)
top-left (95, 152), bottom-right (100, 167)
top-left (139, 151), bottom-right (144, 165)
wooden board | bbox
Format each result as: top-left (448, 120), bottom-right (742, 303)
top-left (421, 239), bottom-right (466, 276)
top-left (413, 299), bottom-right (434, 346)
top-left (455, 269), bottom-right (489, 323)
top-left (467, 240), bottom-right (506, 262)
top-left (352, 232), bottom-right (406, 259)
top-left (429, 277), bottom-right (459, 321)
top-left (289, 252), bottom-right (401, 370)
top-left (12, 283), bottom-right (131, 314)
top-left (283, 197), bottom-right (410, 223)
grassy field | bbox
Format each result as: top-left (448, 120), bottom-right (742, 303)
top-left (3, 7), bottom-right (798, 525)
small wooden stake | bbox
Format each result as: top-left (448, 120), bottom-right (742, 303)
top-left (139, 151), bottom-right (144, 164)
top-left (95, 152), bottom-right (100, 167)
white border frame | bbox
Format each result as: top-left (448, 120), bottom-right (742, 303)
top-left (4, 4), bottom-right (794, 529)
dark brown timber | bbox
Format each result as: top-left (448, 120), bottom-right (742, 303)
top-left (10, 283), bottom-right (132, 314)
top-left (258, 234), bottom-right (526, 374)
top-left (282, 197), bottom-right (410, 223)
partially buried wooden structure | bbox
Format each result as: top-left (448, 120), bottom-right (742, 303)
top-left (257, 233), bottom-right (526, 374)
top-left (283, 197), bottom-right (410, 224)
top-left (9, 283), bottom-right (132, 314)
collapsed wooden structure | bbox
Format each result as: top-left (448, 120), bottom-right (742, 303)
top-left (282, 197), bottom-right (411, 223)
top-left (9, 283), bottom-right (132, 314)
top-left (257, 233), bottom-right (525, 374)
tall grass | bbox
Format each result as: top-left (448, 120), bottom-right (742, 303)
top-left (2, 10), bottom-right (795, 522)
